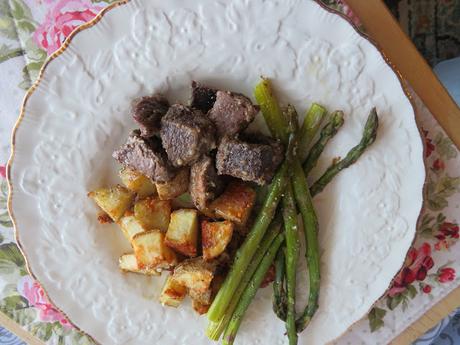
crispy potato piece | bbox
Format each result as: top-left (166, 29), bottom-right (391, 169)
top-left (159, 276), bottom-right (187, 307)
top-left (134, 197), bottom-right (171, 232)
top-left (119, 168), bottom-right (156, 198)
top-left (165, 209), bottom-right (198, 257)
top-left (97, 212), bottom-right (113, 224)
top-left (117, 213), bottom-right (148, 241)
top-left (172, 257), bottom-right (215, 293)
top-left (132, 230), bottom-right (177, 270)
top-left (189, 287), bottom-right (212, 305)
top-left (190, 274), bottom-right (225, 315)
top-left (88, 185), bottom-right (135, 221)
top-left (155, 168), bottom-right (189, 200)
top-left (201, 220), bottom-right (234, 261)
top-left (192, 299), bottom-right (210, 315)
top-left (118, 253), bottom-right (160, 276)
top-left (208, 181), bottom-right (256, 226)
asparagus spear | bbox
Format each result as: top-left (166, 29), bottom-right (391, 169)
top-left (206, 161), bottom-right (288, 323)
top-left (292, 159), bottom-right (321, 332)
top-left (310, 108), bottom-right (379, 197)
top-left (222, 233), bottom-right (285, 345)
top-left (206, 217), bottom-right (282, 340)
top-left (272, 246), bottom-right (287, 321)
top-left (282, 182), bottom-right (300, 344)
top-left (254, 78), bottom-right (290, 143)
top-left (297, 103), bottom-right (327, 161)
top-left (303, 111), bottom-right (345, 175)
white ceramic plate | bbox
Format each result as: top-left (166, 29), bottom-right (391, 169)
top-left (8, 0), bottom-right (425, 344)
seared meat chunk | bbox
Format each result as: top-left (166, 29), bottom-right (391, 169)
top-left (216, 135), bottom-right (284, 185)
top-left (190, 156), bottom-right (224, 210)
top-left (208, 91), bottom-right (259, 137)
top-left (113, 130), bottom-right (175, 182)
top-left (160, 104), bottom-right (216, 167)
top-left (132, 94), bottom-right (169, 137)
top-left (190, 81), bottom-right (217, 113)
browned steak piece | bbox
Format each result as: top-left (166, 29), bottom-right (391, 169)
top-left (190, 81), bottom-right (217, 113)
top-left (132, 94), bottom-right (170, 137)
top-left (160, 104), bottom-right (216, 167)
top-left (216, 135), bottom-right (284, 185)
top-left (190, 156), bottom-right (224, 210)
top-left (208, 91), bottom-right (259, 137)
top-left (113, 130), bottom-right (175, 182)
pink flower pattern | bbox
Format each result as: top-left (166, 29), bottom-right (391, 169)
top-left (0, 165), bottom-right (5, 179)
top-left (33, 0), bottom-right (103, 55)
top-left (17, 276), bottom-right (72, 328)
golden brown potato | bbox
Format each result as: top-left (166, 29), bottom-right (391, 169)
top-left (201, 220), bottom-right (234, 261)
top-left (88, 185), bottom-right (135, 221)
top-left (155, 168), bottom-right (189, 200)
top-left (208, 181), bottom-right (256, 226)
top-left (118, 253), bottom-right (160, 276)
top-left (97, 212), bottom-right (113, 224)
top-left (134, 197), bottom-right (171, 232)
top-left (189, 287), bottom-right (212, 305)
top-left (117, 213), bottom-right (148, 241)
top-left (119, 168), bottom-right (156, 198)
top-left (165, 209), bottom-right (198, 257)
top-left (132, 230), bottom-right (178, 270)
top-left (159, 276), bottom-right (187, 307)
top-left (172, 257), bottom-right (215, 293)
top-left (192, 299), bottom-right (210, 315)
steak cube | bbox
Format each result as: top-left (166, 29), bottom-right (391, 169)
top-left (113, 130), bottom-right (176, 182)
top-left (160, 104), bottom-right (216, 167)
top-left (190, 156), bottom-right (224, 210)
top-left (132, 94), bottom-right (169, 137)
top-left (216, 135), bottom-right (284, 185)
top-left (208, 91), bottom-right (259, 137)
top-left (190, 81), bottom-right (217, 113)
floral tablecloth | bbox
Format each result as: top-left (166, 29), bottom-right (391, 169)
top-left (0, 1), bottom-right (459, 344)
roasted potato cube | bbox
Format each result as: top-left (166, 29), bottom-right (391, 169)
top-left (192, 299), bottom-right (210, 315)
top-left (119, 168), bottom-right (156, 198)
top-left (191, 274), bottom-right (225, 314)
top-left (134, 197), bottom-right (171, 232)
top-left (97, 212), bottom-right (113, 224)
top-left (202, 220), bottom-right (234, 261)
top-left (155, 168), bottom-right (189, 200)
top-left (159, 276), bottom-right (187, 307)
top-left (189, 287), bottom-right (212, 305)
top-left (132, 230), bottom-right (177, 270)
top-left (88, 185), bottom-right (135, 221)
top-left (172, 257), bottom-right (215, 292)
top-left (208, 182), bottom-right (256, 226)
top-left (117, 213), bottom-right (148, 241)
top-left (118, 253), bottom-right (160, 276)
top-left (165, 209), bottom-right (198, 257)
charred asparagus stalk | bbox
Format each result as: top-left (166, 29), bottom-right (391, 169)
top-left (206, 218), bottom-right (282, 340)
top-left (222, 233), bottom-right (285, 345)
top-left (303, 111), bottom-right (345, 175)
top-left (310, 108), bottom-right (379, 197)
